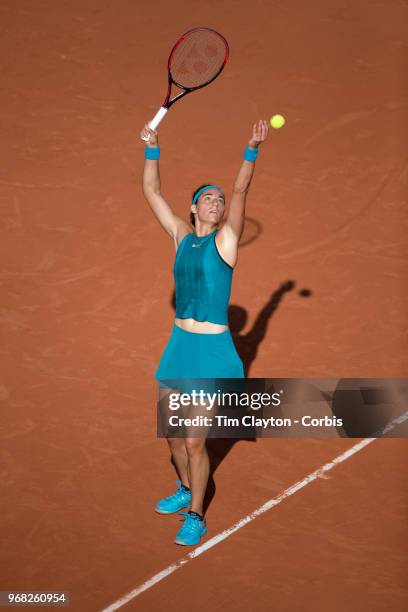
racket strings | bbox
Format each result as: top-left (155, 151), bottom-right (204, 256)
top-left (169, 30), bottom-right (227, 89)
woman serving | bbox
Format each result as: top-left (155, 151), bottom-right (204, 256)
top-left (140, 120), bottom-right (269, 545)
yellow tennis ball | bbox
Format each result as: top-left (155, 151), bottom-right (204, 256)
top-left (270, 114), bottom-right (286, 129)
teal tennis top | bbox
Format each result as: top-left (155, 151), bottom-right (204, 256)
top-left (174, 229), bottom-right (233, 325)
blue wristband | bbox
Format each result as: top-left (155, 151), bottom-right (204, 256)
top-left (243, 145), bottom-right (258, 162)
top-left (145, 146), bottom-right (160, 160)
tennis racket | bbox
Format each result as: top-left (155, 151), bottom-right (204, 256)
top-left (142, 27), bottom-right (229, 141)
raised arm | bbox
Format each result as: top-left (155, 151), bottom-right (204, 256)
top-left (226, 120), bottom-right (269, 239)
top-left (140, 125), bottom-right (191, 244)
top-left (217, 120), bottom-right (269, 267)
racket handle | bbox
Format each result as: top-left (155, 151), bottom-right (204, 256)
top-left (141, 107), bottom-right (168, 141)
top-left (150, 106), bottom-right (168, 130)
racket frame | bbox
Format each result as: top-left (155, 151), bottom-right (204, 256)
top-left (144, 27), bottom-right (229, 137)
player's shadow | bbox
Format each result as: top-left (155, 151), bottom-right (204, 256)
top-left (169, 280), bottom-right (305, 513)
top-left (229, 280), bottom-right (296, 377)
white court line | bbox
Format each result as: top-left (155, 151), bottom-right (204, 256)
top-left (101, 410), bottom-right (408, 612)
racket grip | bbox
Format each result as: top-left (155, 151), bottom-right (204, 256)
top-left (141, 107), bottom-right (168, 141)
top-left (149, 106), bottom-right (168, 130)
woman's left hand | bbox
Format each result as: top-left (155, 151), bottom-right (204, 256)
top-left (248, 119), bottom-right (269, 149)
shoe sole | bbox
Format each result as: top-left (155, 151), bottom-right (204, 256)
top-left (155, 505), bottom-right (191, 515)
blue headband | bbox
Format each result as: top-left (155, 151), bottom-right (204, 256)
top-left (192, 185), bottom-right (222, 205)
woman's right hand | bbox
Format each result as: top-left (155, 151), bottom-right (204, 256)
top-left (140, 124), bottom-right (159, 146)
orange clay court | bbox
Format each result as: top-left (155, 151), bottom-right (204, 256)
top-left (0, 1), bottom-right (407, 611)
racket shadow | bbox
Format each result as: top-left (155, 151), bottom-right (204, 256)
top-left (238, 216), bottom-right (262, 248)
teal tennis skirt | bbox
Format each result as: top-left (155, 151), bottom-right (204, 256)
top-left (155, 324), bottom-right (244, 386)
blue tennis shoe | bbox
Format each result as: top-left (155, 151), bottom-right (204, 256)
top-left (175, 511), bottom-right (207, 546)
top-left (155, 480), bottom-right (191, 514)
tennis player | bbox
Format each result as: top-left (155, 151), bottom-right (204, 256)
top-left (140, 120), bottom-right (269, 545)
